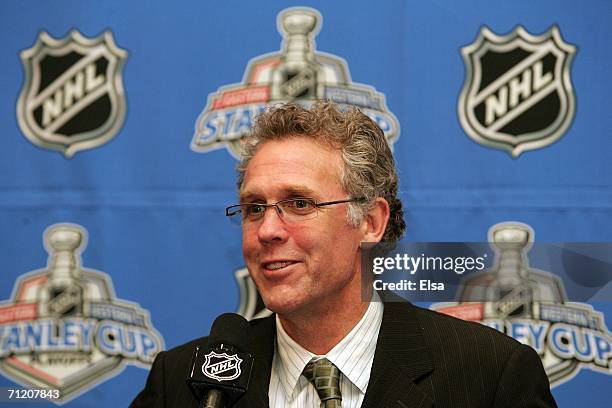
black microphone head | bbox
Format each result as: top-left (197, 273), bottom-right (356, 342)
top-left (188, 313), bottom-right (254, 406)
top-left (208, 313), bottom-right (249, 352)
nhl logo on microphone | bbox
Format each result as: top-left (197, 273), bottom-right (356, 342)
top-left (202, 351), bottom-right (243, 382)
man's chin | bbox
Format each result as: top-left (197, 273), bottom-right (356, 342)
top-left (263, 300), bottom-right (298, 317)
top-left (261, 294), bottom-right (304, 317)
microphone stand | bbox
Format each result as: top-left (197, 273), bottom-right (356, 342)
top-left (202, 389), bottom-right (224, 408)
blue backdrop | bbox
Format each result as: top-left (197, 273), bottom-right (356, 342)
top-left (0, 1), bottom-right (610, 406)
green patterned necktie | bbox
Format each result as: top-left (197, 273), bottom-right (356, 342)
top-left (302, 357), bottom-right (342, 408)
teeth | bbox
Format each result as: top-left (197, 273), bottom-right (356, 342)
top-left (266, 261), bottom-right (293, 270)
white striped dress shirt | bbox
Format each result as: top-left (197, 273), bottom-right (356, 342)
top-left (269, 295), bottom-right (384, 408)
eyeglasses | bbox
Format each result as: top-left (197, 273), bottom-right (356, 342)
top-left (225, 197), bottom-right (365, 225)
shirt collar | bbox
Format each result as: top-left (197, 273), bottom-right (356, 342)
top-left (274, 292), bottom-right (384, 396)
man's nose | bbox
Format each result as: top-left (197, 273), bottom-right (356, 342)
top-left (256, 205), bottom-right (289, 243)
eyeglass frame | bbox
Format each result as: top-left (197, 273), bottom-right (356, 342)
top-left (225, 197), bottom-right (366, 224)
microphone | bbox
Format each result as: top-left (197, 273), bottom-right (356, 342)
top-left (187, 313), bottom-right (254, 408)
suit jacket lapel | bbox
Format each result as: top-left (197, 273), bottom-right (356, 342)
top-left (238, 316), bottom-right (275, 408)
top-left (361, 301), bottom-right (434, 408)
top-left (238, 300), bottom-right (434, 408)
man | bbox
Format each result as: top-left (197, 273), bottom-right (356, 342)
top-left (132, 101), bottom-right (556, 407)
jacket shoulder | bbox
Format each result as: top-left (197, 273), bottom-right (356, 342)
top-left (383, 300), bottom-right (524, 369)
top-left (406, 304), bottom-right (555, 407)
top-left (130, 316), bottom-right (275, 407)
top-left (412, 303), bottom-right (520, 352)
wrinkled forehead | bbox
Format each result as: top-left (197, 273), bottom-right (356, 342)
top-left (240, 137), bottom-right (344, 201)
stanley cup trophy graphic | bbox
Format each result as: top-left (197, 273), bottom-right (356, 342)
top-left (38, 225), bottom-right (86, 318)
top-left (433, 222), bottom-right (612, 386)
top-left (270, 8), bottom-right (324, 100)
top-left (192, 6), bottom-right (399, 158)
top-left (457, 222), bottom-right (566, 319)
top-left (485, 225), bottom-right (535, 317)
top-left (0, 223), bottom-right (165, 403)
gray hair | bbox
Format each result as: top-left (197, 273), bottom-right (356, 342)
top-left (237, 101), bottom-right (405, 244)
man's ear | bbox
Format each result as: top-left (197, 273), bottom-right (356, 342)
top-left (361, 197), bottom-right (390, 243)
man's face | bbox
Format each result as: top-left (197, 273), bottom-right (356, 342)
top-left (240, 137), bottom-right (365, 318)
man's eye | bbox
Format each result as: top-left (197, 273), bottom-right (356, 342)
top-left (245, 204), bottom-right (266, 216)
top-left (289, 199), bottom-right (314, 210)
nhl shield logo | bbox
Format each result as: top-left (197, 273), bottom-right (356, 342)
top-left (202, 351), bottom-right (243, 382)
top-left (17, 30), bottom-right (127, 158)
top-left (458, 26), bottom-right (576, 157)
top-left (234, 268), bottom-right (272, 320)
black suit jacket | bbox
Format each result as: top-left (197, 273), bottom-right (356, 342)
top-left (131, 301), bottom-right (557, 408)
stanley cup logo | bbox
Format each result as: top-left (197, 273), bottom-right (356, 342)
top-left (457, 222), bottom-right (566, 319)
top-left (0, 223), bottom-right (164, 403)
top-left (432, 222), bottom-right (612, 387)
top-left (270, 9), bottom-right (323, 100)
top-left (191, 6), bottom-right (399, 158)
top-left (38, 225), bottom-right (85, 318)
top-left (486, 224), bottom-right (536, 318)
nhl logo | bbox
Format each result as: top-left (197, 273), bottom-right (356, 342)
top-left (458, 26), bottom-right (576, 157)
top-left (234, 268), bottom-right (272, 320)
top-left (17, 30), bottom-right (127, 158)
top-left (202, 351), bottom-right (243, 382)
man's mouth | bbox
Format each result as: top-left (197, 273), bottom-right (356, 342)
top-left (263, 261), bottom-right (297, 270)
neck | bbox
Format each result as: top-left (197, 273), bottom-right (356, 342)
top-left (278, 286), bottom-right (372, 355)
